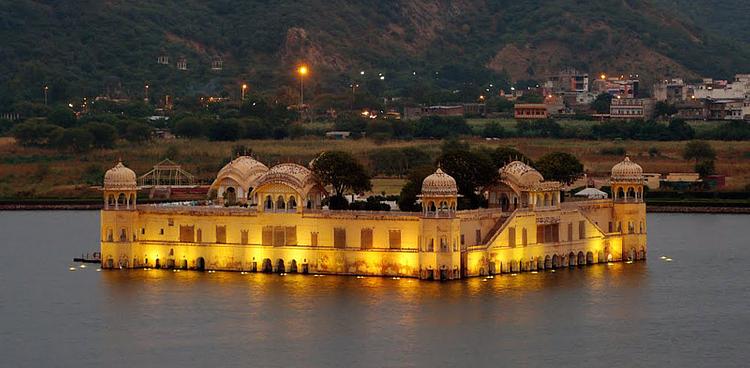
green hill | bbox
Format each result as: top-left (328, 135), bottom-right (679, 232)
top-left (1, 0), bottom-right (749, 107)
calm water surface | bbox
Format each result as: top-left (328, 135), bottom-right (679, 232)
top-left (1, 211), bottom-right (749, 367)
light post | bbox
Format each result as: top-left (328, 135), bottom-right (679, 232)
top-left (44, 85), bottom-right (48, 106)
top-left (144, 83), bottom-right (149, 103)
top-left (241, 84), bottom-right (248, 102)
top-left (349, 83), bottom-right (359, 110)
top-left (297, 65), bottom-right (308, 107)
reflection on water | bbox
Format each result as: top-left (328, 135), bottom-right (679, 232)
top-left (1, 212), bottom-right (749, 367)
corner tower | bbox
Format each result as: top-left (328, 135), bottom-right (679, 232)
top-left (417, 167), bottom-right (462, 280)
top-left (103, 161), bottom-right (138, 210)
top-left (101, 161), bottom-right (139, 269)
top-left (610, 156), bottom-right (647, 261)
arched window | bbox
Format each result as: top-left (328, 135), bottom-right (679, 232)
top-left (288, 196), bottom-right (297, 210)
top-left (428, 201), bottom-right (436, 213)
top-left (224, 187), bottom-right (237, 204)
top-left (118, 193), bottom-right (126, 208)
top-left (119, 228), bottom-right (127, 242)
top-left (264, 195), bottom-right (273, 209)
top-left (627, 187), bottom-right (636, 200)
top-left (544, 193), bottom-right (550, 207)
top-left (617, 187), bottom-right (625, 200)
top-left (536, 194), bottom-right (543, 207)
top-left (276, 195), bottom-right (286, 210)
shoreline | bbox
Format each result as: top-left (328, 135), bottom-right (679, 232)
top-left (1, 202), bottom-right (748, 214)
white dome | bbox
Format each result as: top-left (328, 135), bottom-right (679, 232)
top-left (421, 168), bottom-right (458, 196)
top-left (211, 156), bottom-right (269, 191)
top-left (104, 161), bottom-right (137, 190)
top-left (611, 156), bottom-right (643, 182)
top-left (501, 160), bottom-right (544, 187)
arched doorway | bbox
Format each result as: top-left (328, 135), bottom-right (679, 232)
top-left (536, 257), bottom-right (544, 270)
top-left (586, 251), bottom-right (594, 264)
top-left (155, 258), bottom-right (161, 269)
top-left (225, 187), bottom-right (237, 204)
top-left (181, 259), bottom-right (188, 269)
top-left (265, 196), bottom-right (273, 210)
top-left (628, 248), bottom-right (636, 261)
top-left (544, 255), bottom-right (552, 269)
top-left (288, 196), bottom-right (297, 210)
top-left (290, 259), bottom-right (298, 273)
top-left (501, 194), bottom-right (510, 211)
top-left (577, 251), bottom-right (585, 266)
top-left (569, 252), bottom-right (577, 267)
top-left (196, 257), bottom-right (205, 271)
top-left (639, 247), bottom-right (646, 260)
top-left (508, 259), bottom-right (516, 273)
top-left (262, 258), bottom-right (273, 273)
top-left (276, 259), bottom-right (285, 273)
top-left (552, 254), bottom-right (560, 268)
top-left (276, 196), bottom-right (286, 210)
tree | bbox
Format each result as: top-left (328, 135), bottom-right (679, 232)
top-left (654, 102), bottom-right (678, 119)
top-left (124, 121), bottom-right (152, 143)
top-left (481, 121), bottom-right (507, 138)
top-left (397, 165), bottom-right (436, 211)
top-left (485, 146), bottom-right (533, 168)
top-left (683, 141), bottom-right (716, 162)
top-left (47, 106), bottom-right (76, 128)
top-left (695, 160), bottom-right (715, 178)
top-left (535, 152), bottom-right (584, 185)
top-left (83, 122), bottom-right (118, 148)
top-left (54, 127), bottom-right (94, 152)
top-left (311, 151), bottom-right (372, 209)
top-left (10, 122), bottom-right (62, 147)
top-left (436, 148), bottom-right (497, 209)
top-left (516, 119), bottom-right (562, 138)
top-left (591, 93), bottom-right (612, 114)
top-left (173, 117), bottom-right (207, 138)
top-left (667, 119), bottom-right (694, 140)
top-left (208, 119), bottom-right (242, 141)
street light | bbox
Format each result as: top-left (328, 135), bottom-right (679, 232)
top-left (297, 65), bottom-right (309, 106)
top-left (144, 83), bottom-right (149, 102)
top-left (241, 84), bottom-right (248, 101)
top-left (43, 85), bottom-right (49, 106)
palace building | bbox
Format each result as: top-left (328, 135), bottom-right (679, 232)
top-left (100, 156), bottom-right (647, 280)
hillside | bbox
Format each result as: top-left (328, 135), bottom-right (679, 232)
top-left (1, 0), bottom-right (749, 106)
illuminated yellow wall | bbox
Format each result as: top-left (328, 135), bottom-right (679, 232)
top-left (101, 198), bottom-right (647, 279)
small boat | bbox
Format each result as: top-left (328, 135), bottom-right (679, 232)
top-left (73, 252), bottom-right (101, 264)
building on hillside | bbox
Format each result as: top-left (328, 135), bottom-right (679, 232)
top-left (592, 76), bottom-right (640, 98)
top-left (463, 103), bottom-right (487, 117)
top-left (653, 79), bottom-right (686, 103)
top-left (609, 98), bottom-right (654, 120)
top-left (176, 57), bottom-right (188, 71)
top-left (210, 56), bottom-right (223, 71)
top-left (675, 100), bottom-right (708, 120)
top-left (325, 131), bottom-right (351, 140)
top-left (546, 68), bottom-right (589, 93)
top-left (403, 105), bottom-right (465, 120)
top-left (514, 103), bottom-right (548, 119)
top-left (692, 75), bottom-right (749, 100)
top-left (706, 100), bottom-right (745, 120)
top-left (99, 156), bottom-right (648, 279)
top-left (157, 54), bottom-right (170, 65)
top-left (642, 173), bottom-right (661, 190)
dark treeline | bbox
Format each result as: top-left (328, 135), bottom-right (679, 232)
top-left (4, 97), bottom-right (750, 155)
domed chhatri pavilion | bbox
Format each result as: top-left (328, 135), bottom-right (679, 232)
top-left (100, 156), bottom-right (647, 280)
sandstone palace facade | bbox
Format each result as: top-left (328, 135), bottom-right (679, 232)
top-left (100, 156), bottom-right (647, 280)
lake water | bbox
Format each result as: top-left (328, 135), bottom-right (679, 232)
top-left (1, 211), bottom-right (749, 367)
